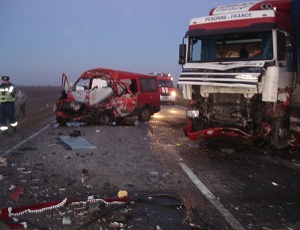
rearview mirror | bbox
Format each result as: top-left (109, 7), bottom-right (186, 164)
top-left (179, 44), bottom-right (186, 65)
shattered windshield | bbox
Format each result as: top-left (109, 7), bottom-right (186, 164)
top-left (73, 79), bottom-right (90, 91)
top-left (187, 31), bottom-right (273, 62)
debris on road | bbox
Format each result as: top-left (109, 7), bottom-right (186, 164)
top-left (0, 193), bottom-right (185, 230)
top-left (58, 135), bottom-right (97, 150)
top-left (117, 190), bottom-right (128, 198)
top-left (271, 182), bottom-right (279, 187)
top-left (0, 156), bottom-right (8, 167)
top-left (10, 186), bottom-right (23, 202)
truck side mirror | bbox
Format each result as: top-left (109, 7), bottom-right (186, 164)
top-left (179, 44), bottom-right (186, 65)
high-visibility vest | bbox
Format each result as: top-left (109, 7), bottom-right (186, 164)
top-left (0, 83), bottom-right (15, 103)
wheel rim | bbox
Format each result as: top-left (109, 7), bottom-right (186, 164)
top-left (140, 108), bottom-right (151, 121)
top-left (99, 114), bottom-right (110, 125)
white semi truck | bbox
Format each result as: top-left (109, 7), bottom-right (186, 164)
top-left (178, 0), bottom-right (300, 149)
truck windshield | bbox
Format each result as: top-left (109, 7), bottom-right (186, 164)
top-left (187, 31), bottom-right (273, 62)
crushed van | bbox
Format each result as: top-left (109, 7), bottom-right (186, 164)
top-left (55, 68), bottom-right (161, 125)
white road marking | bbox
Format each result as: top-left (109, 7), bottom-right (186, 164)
top-left (179, 162), bottom-right (245, 230)
top-left (3, 124), bottom-right (50, 156)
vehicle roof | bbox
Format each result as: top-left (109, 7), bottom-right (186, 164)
top-left (187, 0), bottom-right (292, 36)
top-left (187, 9), bottom-right (292, 36)
top-left (78, 67), bottom-right (154, 80)
top-left (209, 0), bottom-right (291, 16)
top-left (156, 75), bottom-right (173, 80)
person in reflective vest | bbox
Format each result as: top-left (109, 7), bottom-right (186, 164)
top-left (0, 76), bottom-right (17, 134)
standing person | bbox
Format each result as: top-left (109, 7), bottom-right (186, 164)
top-left (0, 76), bottom-right (17, 134)
top-left (15, 88), bottom-right (27, 117)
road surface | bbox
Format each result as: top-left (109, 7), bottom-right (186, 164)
top-left (0, 97), bottom-right (299, 229)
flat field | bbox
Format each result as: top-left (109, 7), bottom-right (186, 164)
top-left (0, 86), bottom-right (61, 151)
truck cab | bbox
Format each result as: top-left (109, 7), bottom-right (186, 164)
top-left (178, 0), bottom-right (298, 149)
top-left (150, 73), bottom-right (176, 105)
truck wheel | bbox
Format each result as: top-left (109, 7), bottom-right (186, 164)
top-left (139, 107), bottom-right (151, 121)
top-left (56, 115), bottom-right (68, 126)
top-left (269, 117), bottom-right (290, 149)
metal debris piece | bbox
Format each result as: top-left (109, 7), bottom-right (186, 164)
top-left (62, 215), bottom-right (71, 225)
top-left (87, 202), bottom-right (101, 213)
top-left (0, 156), bottom-right (8, 167)
top-left (9, 185), bottom-right (16, 191)
top-left (271, 182), bottom-right (279, 186)
top-left (66, 122), bottom-right (86, 127)
top-left (109, 209), bottom-right (133, 222)
top-left (19, 146), bottom-right (37, 151)
top-left (59, 136), bottom-right (97, 150)
top-left (110, 222), bottom-right (124, 229)
top-left (69, 130), bottom-right (82, 137)
top-left (221, 148), bottom-right (235, 154)
top-left (10, 186), bottom-right (23, 201)
top-left (117, 190), bottom-right (128, 198)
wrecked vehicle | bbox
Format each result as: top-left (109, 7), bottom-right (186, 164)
top-left (55, 68), bottom-right (161, 125)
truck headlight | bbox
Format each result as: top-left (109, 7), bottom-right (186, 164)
top-left (234, 73), bottom-right (258, 80)
top-left (186, 109), bottom-right (199, 118)
top-left (171, 91), bottom-right (176, 97)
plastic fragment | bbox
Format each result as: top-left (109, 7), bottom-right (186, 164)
top-left (271, 182), bottom-right (279, 186)
top-left (118, 190), bottom-right (128, 198)
top-left (10, 186), bottom-right (23, 201)
top-left (62, 215), bottom-right (71, 225)
top-left (0, 156), bottom-right (8, 167)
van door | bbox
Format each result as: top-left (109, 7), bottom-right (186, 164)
top-left (138, 77), bottom-right (160, 106)
top-left (62, 73), bottom-right (71, 93)
top-left (136, 77), bottom-right (160, 121)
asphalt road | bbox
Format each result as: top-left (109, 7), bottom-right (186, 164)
top-left (0, 102), bottom-right (300, 230)
top-left (151, 105), bottom-right (300, 230)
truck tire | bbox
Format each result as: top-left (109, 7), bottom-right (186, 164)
top-left (139, 107), bottom-right (151, 122)
top-left (269, 117), bottom-right (290, 149)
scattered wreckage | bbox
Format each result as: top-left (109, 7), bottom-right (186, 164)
top-left (54, 68), bottom-right (161, 126)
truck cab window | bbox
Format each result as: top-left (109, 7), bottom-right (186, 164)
top-left (187, 31), bottom-right (273, 62)
top-left (277, 31), bottom-right (286, 61)
top-left (189, 38), bottom-right (201, 62)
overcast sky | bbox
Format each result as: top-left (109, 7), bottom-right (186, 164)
top-left (0, 0), bottom-right (243, 86)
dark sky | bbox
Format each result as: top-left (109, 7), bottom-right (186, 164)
top-left (0, 0), bottom-right (242, 86)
